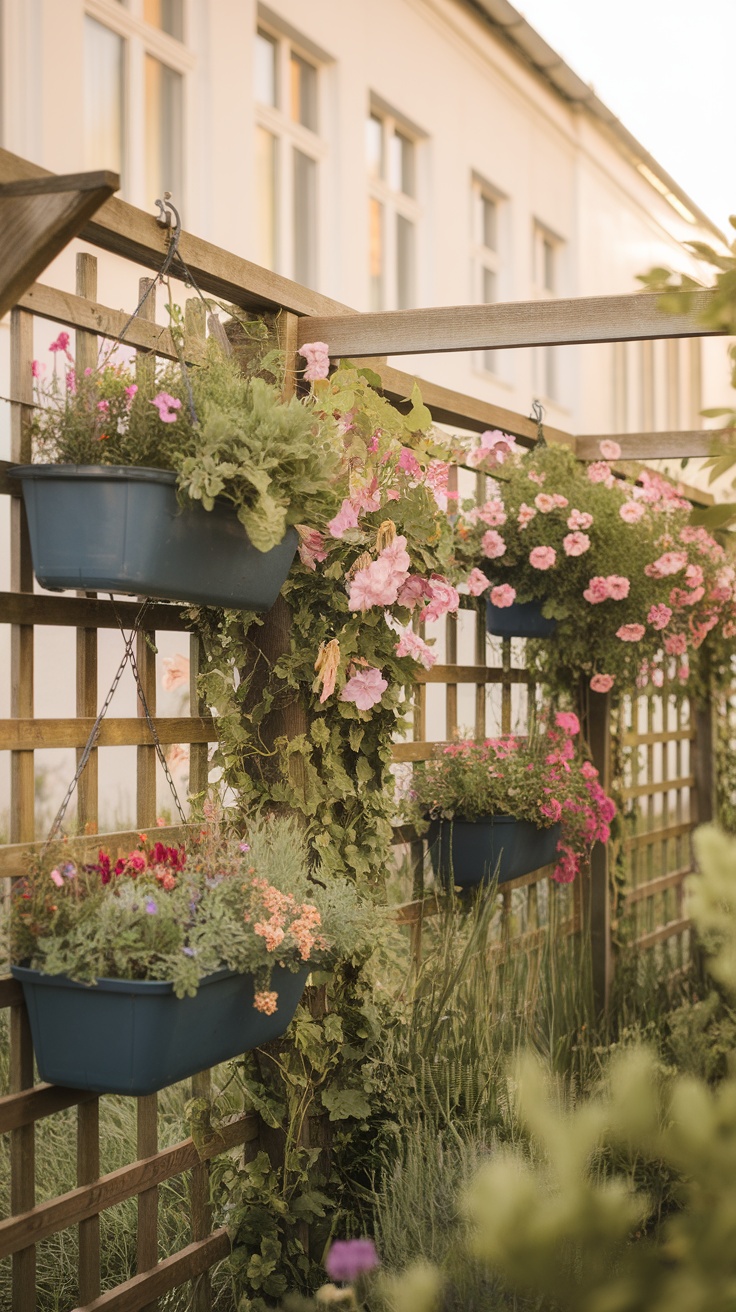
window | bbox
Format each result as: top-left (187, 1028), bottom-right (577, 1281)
top-left (83, 2), bottom-right (190, 208)
top-left (254, 25), bottom-right (325, 288)
top-left (471, 178), bottom-right (505, 375)
top-left (532, 223), bottom-right (563, 403)
top-left (367, 107), bottom-right (421, 311)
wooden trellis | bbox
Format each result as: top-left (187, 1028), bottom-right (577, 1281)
top-left (0, 146), bottom-right (725, 1309)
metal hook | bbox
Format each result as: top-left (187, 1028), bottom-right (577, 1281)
top-left (154, 192), bottom-right (181, 233)
top-left (530, 398), bottom-right (547, 446)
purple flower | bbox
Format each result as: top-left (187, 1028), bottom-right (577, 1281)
top-left (239, 842), bottom-right (250, 853)
top-left (145, 899), bottom-right (158, 915)
top-left (182, 946), bottom-right (196, 957)
top-left (325, 1239), bottom-right (379, 1283)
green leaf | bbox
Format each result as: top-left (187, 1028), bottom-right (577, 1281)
top-left (321, 1086), bottom-right (372, 1120)
top-left (237, 492), bottom-right (287, 553)
top-left (357, 366), bottom-right (383, 390)
top-left (405, 381), bottom-right (433, 433)
top-left (690, 503), bottom-right (736, 530)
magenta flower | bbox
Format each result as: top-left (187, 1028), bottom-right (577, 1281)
top-left (340, 666), bottom-right (388, 711)
top-left (490, 583), bottom-right (516, 608)
top-left (31, 359), bottom-right (45, 378)
top-left (325, 1239), bottom-right (380, 1283)
top-left (125, 383), bottom-right (138, 402)
top-left (529, 546), bottom-right (556, 570)
top-left (555, 712), bottom-right (580, 736)
top-left (299, 340), bottom-right (330, 382)
top-left (49, 331), bottom-right (73, 361)
top-left (65, 369), bottom-right (76, 393)
top-left (150, 391), bottom-right (182, 423)
top-left (49, 869), bottom-right (64, 888)
top-left (97, 399), bottom-right (109, 413)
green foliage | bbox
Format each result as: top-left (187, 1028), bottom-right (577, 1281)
top-left (6, 811), bottom-right (378, 997)
top-left (30, 327), bottom-right (342, 552)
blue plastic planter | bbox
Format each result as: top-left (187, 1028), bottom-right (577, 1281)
top-left (12, 962), bottom-right (310, 1095)
top-left (486, 597), bottom-right (557, 639)
top-left (11, 464), bottom-right (298, 610)
top-left (427, 815), bottom-right (561, 888)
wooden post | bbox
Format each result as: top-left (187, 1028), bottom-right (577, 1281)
top-left (9, 305), bottom-right (36, 1312)
top-left (579, 684), bottom-right (613, 1013)
top-left (693, 698), bottom-right (716, 827)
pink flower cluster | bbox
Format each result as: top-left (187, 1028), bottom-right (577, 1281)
top-left (583, 575), bottom-right (630, 604)
top-left (298, 340), bottom-right (330, 382)
top-left (466, 429), bottom-right (516, 469)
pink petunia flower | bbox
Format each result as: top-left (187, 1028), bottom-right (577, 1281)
top-left (466, 567), bottom-right (491, 596)
top-left (327, 498), bottom-right (359, 539)
top-left (348, 556), bottom-right (404, 611)
top-left (620, 501), bottom-right (645, 524)
top-left (296, 526), bottom-right (328, 571)
top-left (397, 575), bottom-right (429, 609)
top-left (648, 604), bottom-right (672, 630)
top-left (563, 532), bottom-right (590, 557)
top-left (395, 628), bottom-right (437, 669)
top-left (590, 673), bottom-right (614, 693)
top-left (398, 447), bottom-right (422, 479)
top-left (583, 576), bottom-right (611, 604)
top-left (606, 575), bottom-right (630, 601)
top-left (298, 341), bottom-right (330, 382)
top-left (568, 509), bottom-right (593, 531)
top-left (649, 551), bottom-right (688, 577)
top-left (534, 493), bottom-right (557, 513)
top-left (421, 576), bottom-right (460, 623)
top-left (477, 500), bottom-right (507, 527)
top-left (528, 470), bottom-right (546, 485)
top-left (151, 391), bottom-right (182, 423)
top-left (616, 624), bottom-right (645, 642)
top-left (530, 546), bottom-right (556, 570)
top-left (489, 584), bottom-right (516, 608)
top-left (466, 429), bottom-right (516, 469)
top-left (599, 440), bottom-right (622, 460)
top-left (588, 460), bottom-right (612, 483)
top-left (49, 331), bottom-right (73, 361)
top-left (517, 503), bottom-right (537, 529)
top-left (481, 529), bottom-right (506, 559)
top-left (125, 383), bottom-right (138, 401)
top-left (555, 712), bottom-right (580, 736)
top-left (340, 666), bottom-right (388, 710)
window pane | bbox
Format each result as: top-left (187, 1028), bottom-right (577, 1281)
top-left (290, 53), bottom-right (317, 131)
top-left (255, 126), bottom-right (277, 270)
top-left (366, 113), bottom-right (383, 180)
top-left (84, 18), bottom-right (124, 176)
top-left (369, 197), bottom-right (383, 311)
top-left (145, 56), bottom-right (183, 207)
top-left (396, 213), bottom-right (415, 309)
top-left (389, 130), bottom-right (414, 196)
top-left (480, 195), bottom-right (497, 250)
top-left (255, 30), bottom-right (277, 107)
top-left (143, 0), bottom-right (184, 40)
top-left (293, 148), bottom-right (317, 287)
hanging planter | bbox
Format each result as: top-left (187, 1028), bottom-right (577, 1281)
top-left (486, 596), bottom-right (557, 639)
top-left (12, 962), bottom-right (309, 1095)
top-left (427, 815), bottom-right (561, 888)
top-left (11, 464), bottom-right (298, 610)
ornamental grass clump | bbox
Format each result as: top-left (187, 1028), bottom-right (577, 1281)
top-left (6, 809), bottom-right (373, 1007)
top-left (453, 437), bottom-right (734, 696)
top-left (29, 326), bottom-right (343, 551)
top-left (409, 713), bottom-right (615, 883)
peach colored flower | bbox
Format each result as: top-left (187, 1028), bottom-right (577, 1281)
top-left (616, 624), bottom-right (645, 642)
top-left (254, 990), bottom-right (279, 1015)
top-left (567, 509), bottom-right (593, 531)
top-left (590, 673), bottom-right (614, 693)
top-left (161, 653), bottom-right (190, 691)
top-left (314, 638), bottom-right (341, 704)
top-left (534, 493), bottom-right (556, 513)
top-left (620, 501), bottom-right (644, 524)
top-left (562, 532), bottom-right (590, 557)
top-left (606, 575), bottom-right (630, 601)
top-left (647, 604), bottom-right (672, 630)
top-left (517, 503), bottom-right (537, 529)
top-left (665, 633), bottom-right (687, 655)
top-left (477, 500), bottom-right (507, 527)
top-left (588, 461), bottom-right (612, 483)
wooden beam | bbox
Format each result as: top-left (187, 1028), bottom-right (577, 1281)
top-left (299, 291), bottom-right (719, 359)
top-left (0, 824), bottom-right (196, 878)
top-left (71, 1230), bottom-right (232, 1312)
top-left (0, 717), bottom-right (217, 751)
top-left (17, 283), bottom-right (206, 364)
top-left (0, 170), bottom-right (119, 319)
top-left (0, 591), bottom-right (191, 631)
top-left (577, 430), bottom-right (719, 460)
top-left (0, 1082), bottom-right (96, 1135)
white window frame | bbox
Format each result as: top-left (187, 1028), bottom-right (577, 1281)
top-left (84, 0), bottom-right (194, 210)
top-left (532, 221), bottom-right (565, 406)
top-left (254, 19), bottom-right (328, 287)
top-left (367, 103), bottom-right (422, 311)
top-left (471, 175), bottom-right (508, 381)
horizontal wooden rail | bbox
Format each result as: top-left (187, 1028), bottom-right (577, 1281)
top-left (621, 865), bottom-right (693, 908)
top-left (0, 590), bottom-right (192, 630)
top-left (299, 290), bottom-right (718, 359)
top-left (0, 1113), bottom-right (257, 1258)
top-left (18, 283), bottom-right (207, 364)
top-left (0, 716), bottom-right (216, 751)
top-left (634, 916), bottom-right (691, 950)
top-left (623, 820), bottom-right (693, 850)
top-left (392, 741), bottom-right (442, 762)
top-left (74, 1228), bottom-right (232, 1312)
top-left (622, 728), bottom-right (696, 746)
top-left (0, 1081), bottom-right (96, 1134)
top-left (0, 823), bottom-right (195, 877)
top-left (622, 774), bottom-right (694, 800)
top-left (413, 664), bottom-right (529, 685)
top-left (577, 430), bottom-right (719, 460)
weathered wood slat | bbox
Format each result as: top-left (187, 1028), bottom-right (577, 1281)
top-left (634, 916), bottom-right (691, 950)
top-left (624, 821), bottom-right (693, 850)
top-left (0, 824), bottom-right (195, 878)
top-left (391, 741), bottom-right (439, 762)
top-left (577, 430), bottom-right (720, 460)
top-left (621, 866), bottom-right (693, 908)
top-left (299, 290), bottom-right (719, 359)
top-left (622, 728), bottom-right (695, 746)
top-left (0, 591), bottom-right (192, 630)
top-left (0, 1082), bottom-right (95, 1134)
top-left (0, 717), bottom-right (217, 750)
top-left (0, 170), bottom-right (118, 319)
top-left (622, 774), bottom-right (695, 800)
top-left (17, 283), bottom-right (207, 364)
top-left (0, 976), bottom-right (24, 1006)
top-left (413, 664), bottom-right (529, 685)
top-left (72, 1229), bottom-right (232, 1312)
top-left (0, 1114), bottom-right (257, 1259)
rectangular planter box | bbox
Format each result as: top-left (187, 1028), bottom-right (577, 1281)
top-left (427, 815), bottom-right (561, 887)
top-left (12, 962), bottom-right (310, 1096)
top-left (11, 464), bottom-right (298, 610)
top-left (486, 597), bottom-right (557, 639)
